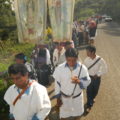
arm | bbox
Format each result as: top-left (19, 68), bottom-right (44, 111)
top-left (53, 67), bottom-right (61, 96)
top-left (53, 49), bottom-right (58, 66)
top-left (46, 49), bottom-right (51, 65)
top-left (97, 58), bottom-right (108, 77)
top-left (4, 86), bottom-right (15, 120)
top-left (79, 65), bottom-right (91, 89)
top-left (33, 87), bottom-right (51, 120)
top-left (53, 67), bottom-right (62, 107)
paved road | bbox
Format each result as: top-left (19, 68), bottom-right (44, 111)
top-left (48, 22), bottom-right (120, 120)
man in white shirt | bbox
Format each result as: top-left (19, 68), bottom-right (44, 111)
top-left (53, 48), bottom-right (91, 120)
top-left (84, 45), bottom-right (107, 112)
top-left (53, 41), bottom-right (75, 67)
top-left (53, 43), bottom-right (66, 67)
top-left (4, 64), bottom-right (51, 120)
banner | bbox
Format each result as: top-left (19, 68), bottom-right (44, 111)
top-left (14, 0), bottom-right (47, 44)
top-left (48, 0), bottom-right (75, 42)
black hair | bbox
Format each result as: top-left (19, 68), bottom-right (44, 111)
top-left (15, 53), bottom-right (27, 63)
top-left (54, 42), bottom-right (59, 46)
top-left (86, 45), bottom-right (96, 53)
top-left (54, 42), bottom-right (65, 46)
top-left (65, 41), bottom-right (72, 46)
top-left (65, 48), bottom-right (78, 58)
top-left (8, 64), bottom-right (28, 76)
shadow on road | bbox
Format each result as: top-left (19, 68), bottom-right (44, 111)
top-left (98, 22), bottom-right (120, 37)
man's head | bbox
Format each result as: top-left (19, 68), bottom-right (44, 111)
top-left (58, 43), bottom-right (64, 51)
top-left (86, 45), bottom-right (96, 57)
top-left (65, 41), bottom-right (74, 50)
top-left (55, 42), bottom-right (64, 51)
top-left (8, 64), bottom-right (29, 89)
top-left (15, 53), bottom-right (27, 64)
top-left (65, 48), bottom-right (78, 67)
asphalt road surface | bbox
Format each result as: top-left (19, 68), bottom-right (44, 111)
top-left (48, 22), bottom-right (120, 120)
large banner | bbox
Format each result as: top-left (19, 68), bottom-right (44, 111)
top-left (14, 0), bottom-right (47, 44)
top-left (48, 0), bottom-right (75, 42)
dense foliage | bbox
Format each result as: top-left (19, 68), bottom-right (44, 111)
top-left (0, 0), bottom-right (17, 43)
top-left (74, 0), bottom-right (120, 22)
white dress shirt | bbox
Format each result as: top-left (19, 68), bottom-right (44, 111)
top-left (4, 81), bottom-right (51, 120)
top-left (53, 48), bottom-right (66, 66)
top-left (53, 62), bottom-right (91, 118)
top-left (46, 48), bottom-right (51, 65)
top-left (84, 55), bottom-right (107, 77)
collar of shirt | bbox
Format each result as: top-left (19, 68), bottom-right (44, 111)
top-left (14, 86), bottom-right (31, 95)
top-left (14, 80), bottom-right (33, 95)
top-left (89, 55), bottom-right (100, 60)
top-left (64, 62), bottom-right (80, 70)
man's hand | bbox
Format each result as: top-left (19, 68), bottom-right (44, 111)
top-left (71, 76), bottom-right (80, 84)
top-left (54, 98), bottom-right (62, 112)
top-left (57, 98), bottom-right (63, 107)
top-left (93, 75), bottom-right (99, 79)
top-left (9, 113), bottom-right (15, 120)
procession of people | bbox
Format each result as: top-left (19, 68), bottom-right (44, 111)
top-left (72, 17), bottom-right (99, 46)
top-left (3, 1), bottom-right (108, 120)
top-left (4, 41), bottom-right (108, 120)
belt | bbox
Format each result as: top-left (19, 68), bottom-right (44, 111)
top-left (61, 92), bottom-right (81, 99)
top-left (90, 75), bottom-right (100, 78)
top-left (90, 75), bottom-right (101, 80)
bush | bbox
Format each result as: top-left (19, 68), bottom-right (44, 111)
top-left (0, 76), bottom-right (13, 119)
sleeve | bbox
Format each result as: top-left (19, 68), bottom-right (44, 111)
top-left (25, 63), bottom-right (32, 72)
top-left (97, 58), bottom-right (108, 77)
top-left (34, 87), bottom-right (51, 120)
top-left (71, 40), bottom-right (75, 48)
top-left (46, 49), bottom-right (51, 65)
top-left (53, 67), bottom-right (61, 96)
top-left (4, 86), bottom-right (15, 119)
top-left (79, 65), bottom-right (91, 89)
top-left (4, 87), bottom-right (12, 105)
top-left (53, 49), bottom-right (58, 66)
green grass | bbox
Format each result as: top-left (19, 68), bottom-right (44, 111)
top-left (0, 79), bottom-right (4, 89)
top-left (0, 42), bottom-right (34, 72)
top-left (0, 41), bottom-right (34, 91)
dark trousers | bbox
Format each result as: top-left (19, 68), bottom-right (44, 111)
top-left (78, 32), bottom-right (84, 45)
top-left (89, 28), bottom-right (97, 37)
top-left (87, 76), bottom-right (101, 107)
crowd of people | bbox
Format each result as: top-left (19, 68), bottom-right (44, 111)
top-left (4, 17), bottom-right (108, 120)
top-left (72, 17), bottom-right (100, 47)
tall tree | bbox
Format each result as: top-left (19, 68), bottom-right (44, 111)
top-left (0, 0), bottom-right (17, 42)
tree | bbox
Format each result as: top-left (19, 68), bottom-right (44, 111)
top-left (74, 0), bottom-right (120, 23)
top-left (0, 0), bottom-right (17, 43)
